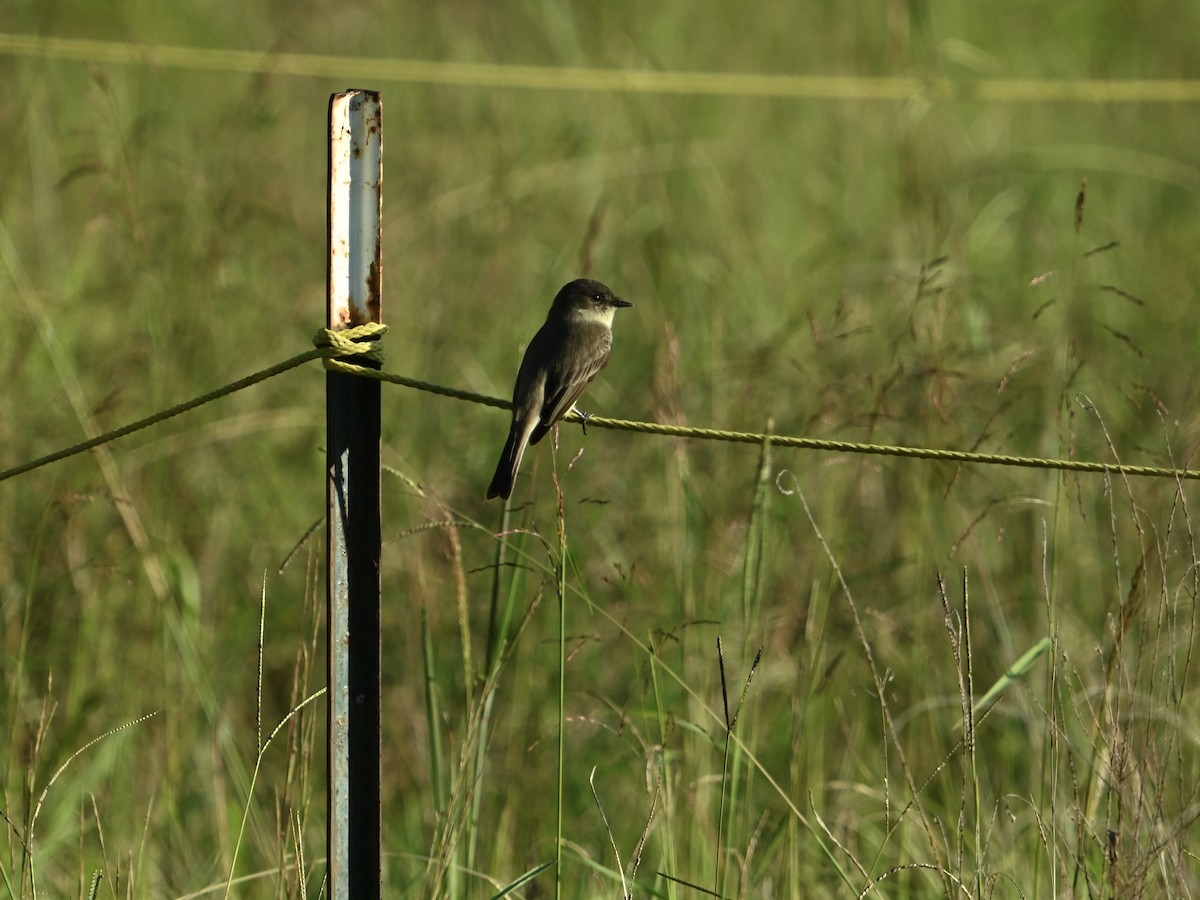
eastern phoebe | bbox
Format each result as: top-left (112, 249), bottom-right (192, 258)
top-left (486, 278), bottom-right (633, 501)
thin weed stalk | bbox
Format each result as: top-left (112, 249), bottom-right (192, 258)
top-left (714, 637), bottom-right (762, 897)
top-left (552, 448), bottom-right (569, 900)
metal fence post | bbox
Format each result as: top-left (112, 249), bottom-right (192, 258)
top-left (326, 89), bottom-right (382, 899)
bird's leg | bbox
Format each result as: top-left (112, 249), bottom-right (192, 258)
top-left (569, 404), bottom-right (593, 435)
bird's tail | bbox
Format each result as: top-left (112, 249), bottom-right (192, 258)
top-left (485, 422), bottom-right (528, 500)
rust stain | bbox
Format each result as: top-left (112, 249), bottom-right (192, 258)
top-left (365, 257), bottom-right (382, 322)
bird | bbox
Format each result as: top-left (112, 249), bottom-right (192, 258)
top-left (486, 278), bottom-right (633, 501)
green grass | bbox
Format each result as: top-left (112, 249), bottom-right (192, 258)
top-left (3, 2), bottom-right (1200, 897)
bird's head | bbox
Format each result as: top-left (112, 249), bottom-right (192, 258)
top-left (550, 278), bottom-right (633, 325)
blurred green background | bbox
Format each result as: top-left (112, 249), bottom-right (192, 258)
top-left (3, 2), bottom-right (1200, 897)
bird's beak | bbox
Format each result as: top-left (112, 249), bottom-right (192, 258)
top-left (612, 297), bottom-right (634, 308)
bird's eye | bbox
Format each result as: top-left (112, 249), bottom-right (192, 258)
top-left (592, 293), bottom-right (604, 302)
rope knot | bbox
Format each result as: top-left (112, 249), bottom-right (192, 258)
top-left (313, 323), bottom-right (388, 370)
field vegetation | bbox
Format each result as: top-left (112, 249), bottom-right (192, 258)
top-left (3, 3), bottom-right (1200, 896)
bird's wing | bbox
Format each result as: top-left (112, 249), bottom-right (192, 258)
top-left (530, 333), bottom-right (612, 446)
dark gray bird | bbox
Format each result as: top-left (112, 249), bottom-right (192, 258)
top-left (486, 279), bottom-right (633, 501)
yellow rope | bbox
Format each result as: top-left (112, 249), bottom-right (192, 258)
top-left (0, 325), bottom-right (384, 483)
top-left (2, 34), bottom-right (1200, 104)
top-left (313, 322), bottom-right (388, 364)
top-left (326, 357), bottom-right (1200, 483)
top-left (3, 324), bottom-right (1198, 485)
